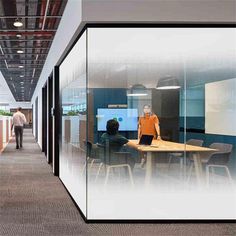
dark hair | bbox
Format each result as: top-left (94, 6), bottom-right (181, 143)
top-left (106, 119), bottom-right (119, 135)
top-left (17, 107), bottom-right (22, 111)
top-left (143, 104), bottom-right (151, 109)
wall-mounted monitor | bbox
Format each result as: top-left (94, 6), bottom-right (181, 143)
top-left (97, 108), bottom-right (138, 131)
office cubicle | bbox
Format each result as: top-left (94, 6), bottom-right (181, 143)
top-left (59, 27), bottom-right (236, 220)
top-left (0, 115), bottom-right (12, 152)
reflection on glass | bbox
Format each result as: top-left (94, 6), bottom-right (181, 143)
top-left (59, 32), bottom-right (87, 216)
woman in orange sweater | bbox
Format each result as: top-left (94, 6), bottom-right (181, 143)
top-left (138, 104), bottom-right (161, 166)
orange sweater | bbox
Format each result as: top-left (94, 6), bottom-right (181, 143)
top-left (138, 114), bottom-right (159, 139)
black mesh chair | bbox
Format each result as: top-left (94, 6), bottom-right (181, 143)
top-left (168, 139), bottom-right (204, 171)
top-left (95, 143), bottom-right (134, 186)
top-left (205, 143), bottom-right (233, 186)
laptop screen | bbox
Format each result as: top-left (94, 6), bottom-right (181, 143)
top-left (139, 135), bottom-right (154, 145)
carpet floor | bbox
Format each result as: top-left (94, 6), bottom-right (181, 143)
top-left (0, 129), bottom-right (235, 236)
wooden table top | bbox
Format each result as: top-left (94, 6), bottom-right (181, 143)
top-left (129, 139), bottom-right (217, 153)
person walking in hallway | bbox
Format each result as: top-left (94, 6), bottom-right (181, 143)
top-left (12, 107), bottom-right (27, 149)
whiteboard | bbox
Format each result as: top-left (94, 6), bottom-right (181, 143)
top-left (205, 78), bottom-right (236, 136)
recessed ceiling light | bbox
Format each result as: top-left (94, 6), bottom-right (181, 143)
top-left (13, 18), bottom-right (23, 27)
top-left (17, 50), bottom-right (24, 54)
top-left (16, 34), bottom-right (22, 38)
top-left (20, 75), bottom-right (24, 77)
top-left (18, 65), bottom-right (24, 68)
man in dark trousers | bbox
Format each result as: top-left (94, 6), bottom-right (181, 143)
top-left (12, 107), bottom-right (27, 149)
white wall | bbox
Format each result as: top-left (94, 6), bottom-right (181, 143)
top-left (31, 0), bottom-right (83, 147)
top-left (0, 71), bottom-right (15, 105)
top-left (31, 0), bottom-right (236, 147)
top-left (9, 102), bottom-right (32, 109)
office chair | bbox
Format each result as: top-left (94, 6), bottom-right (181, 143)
top-left (187, 143), bottom-right (233, 186)
top-left (82, 140), bottom-right (100, 175)
top-left (95, 143), bottom-right (134, 186)
top-left (168, 139), bottom-right (204, 171)
top-left (205, 143), bottom-right (233, 187)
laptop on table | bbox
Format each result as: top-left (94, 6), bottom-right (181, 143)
top-left (139, 135), bottom-right (154, 145)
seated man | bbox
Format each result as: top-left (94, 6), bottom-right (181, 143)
top-left (100, 119), bottom-right (137, 169)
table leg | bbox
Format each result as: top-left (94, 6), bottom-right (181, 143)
top-left (192, 153), bottom-right (204, 187)
top-left (145, 152), bottom-right (153, 187)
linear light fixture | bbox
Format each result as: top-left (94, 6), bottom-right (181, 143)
top-left (4, 60), bottom-right (9, 69)
top-left (17, 49), bottom-right (24, 54)
top-left (42, 0), bottom-right (50, 30)
top-left (127, 84), bottom-right (148, 97)
top-left (32, 68), bottom-right (36, 78)
top-left (0, 45), bottom-right (4, 55)
top-left (156, 76), bottom-right (181, 90)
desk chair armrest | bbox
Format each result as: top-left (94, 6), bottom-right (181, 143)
top-left (207, 152), bottom-right (231, 165)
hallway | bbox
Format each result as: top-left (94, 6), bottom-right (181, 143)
top-left (0, 129), bottom-right (235, 236)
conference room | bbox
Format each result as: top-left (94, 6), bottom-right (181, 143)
top-left (59, 27), bottom-right (236, 220)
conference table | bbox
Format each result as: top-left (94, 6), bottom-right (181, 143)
top-left (129, 139), bottom-right (217, 187)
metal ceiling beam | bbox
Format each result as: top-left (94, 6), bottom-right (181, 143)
top-left (6, 64), bottom-right (45, 67)
top-left (0, 15), bottom-right (62, 18)
top-left (0, 31), bottom-right (55, 37)
top-left (1, 53), bottom-right (48, 55)
top-left (0, 68), bottom-right (44, 70)
top-left (1, 47), bottom-right (49, 49)
top-left (0, 29), bottom-right (56, 32)
top-left (0, 39), bottom-right (53, 42)
top-left (1, 65), bottom-right (44, 68)
top-left (1, 58), bottom-right (46, 61)
top-left (0, 64), bottom-right (44, 68)
top-left (1, 57), bottom-right (46, 61)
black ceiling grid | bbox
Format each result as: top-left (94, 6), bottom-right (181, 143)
top-left (0, 0), bottom-right (67, 101)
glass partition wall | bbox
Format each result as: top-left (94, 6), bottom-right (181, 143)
top-left (59, 27), bottom-right (236, 220)
top-left (184, 28), bottom-right (236, 219)
top-left (59, 32), bottom-right (87, 216)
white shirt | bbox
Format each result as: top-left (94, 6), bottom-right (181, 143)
top-left (13, 111), bottom-right (27, 127)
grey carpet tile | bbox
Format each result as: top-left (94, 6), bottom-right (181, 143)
top-left (0, 129), bottom-right (235, 236)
